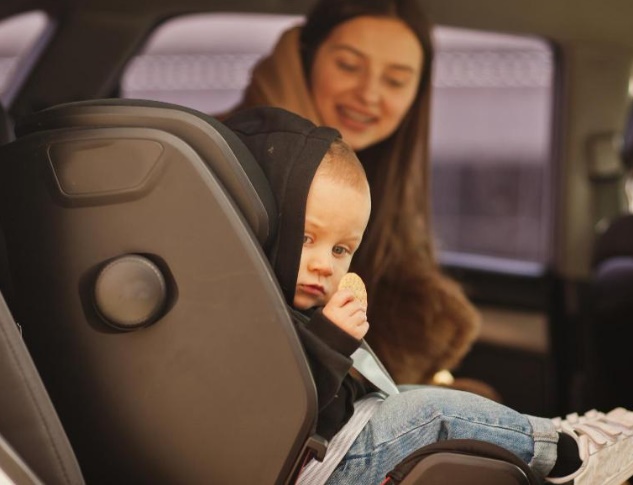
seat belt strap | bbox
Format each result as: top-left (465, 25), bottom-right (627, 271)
top-left (296, 395), bottom-right (384, 485)
top-left (351, 341), bottom-right (400, 396)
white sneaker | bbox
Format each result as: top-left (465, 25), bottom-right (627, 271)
top-left (546, 407), bottom-right (633, 485)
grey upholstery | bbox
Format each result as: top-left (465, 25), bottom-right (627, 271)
top-left (0, 290), bottom-right (84, 485)
top-left (0, 101), bottom-right (83, 485)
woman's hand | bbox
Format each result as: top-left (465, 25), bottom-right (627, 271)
top-left (323, 289), bottom-right (369, 340)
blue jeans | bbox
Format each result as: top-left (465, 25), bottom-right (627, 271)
top-left (326, 386), bottom-right (559, 484)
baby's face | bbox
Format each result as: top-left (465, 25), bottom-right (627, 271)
top-left (294, 173), bottom-right (371, 310)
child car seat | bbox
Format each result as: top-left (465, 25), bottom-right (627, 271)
top-left (0, 99), bottom-right (537, 484)
top-left (0, 98), bottom-right (320, 484)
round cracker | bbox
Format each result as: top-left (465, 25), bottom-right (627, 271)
top-left (338, 272), bottom-right (367, 307)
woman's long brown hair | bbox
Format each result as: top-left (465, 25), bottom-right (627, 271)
top-left (300, 0), bottom-right (436, 293)
top-left (232, 0), bottom-right (481, 383)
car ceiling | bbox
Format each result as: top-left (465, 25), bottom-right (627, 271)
top-left (3, 0), bottom-right (633, 49)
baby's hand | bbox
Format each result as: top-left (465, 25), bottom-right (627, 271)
top-left (323, 289), bottom-right (369, 340)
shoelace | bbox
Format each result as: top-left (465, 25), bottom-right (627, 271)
top-left (552, 408), bottom-right (633, 459)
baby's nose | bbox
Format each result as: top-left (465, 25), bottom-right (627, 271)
top-left (309, 253), bottom-right (334, 275)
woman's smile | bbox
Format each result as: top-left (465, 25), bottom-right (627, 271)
top-left (336, 105), bottom-right (378, 131)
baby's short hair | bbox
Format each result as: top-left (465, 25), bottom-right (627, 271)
top-left (316, 138), bottom-right (369, 193)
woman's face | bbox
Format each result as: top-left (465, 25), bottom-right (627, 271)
top-left (310, 16), bottom-right (423, 151)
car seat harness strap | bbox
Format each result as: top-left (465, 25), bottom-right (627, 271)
top-left (351, 341), bottom-right (400, 396)
top-left (296, 395), bottom-right (384, 485)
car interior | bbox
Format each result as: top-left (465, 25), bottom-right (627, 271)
top-left (0, 0), bottom-right (632, 483)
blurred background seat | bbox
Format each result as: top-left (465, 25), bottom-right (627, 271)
top-left (584, 105), bottom-right (633, 411)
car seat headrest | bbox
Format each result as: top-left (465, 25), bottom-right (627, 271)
top-left (15, 99), bottom-right (277, 249)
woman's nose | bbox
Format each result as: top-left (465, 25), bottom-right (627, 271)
top-left (357, 72), bottom-right (381, 105)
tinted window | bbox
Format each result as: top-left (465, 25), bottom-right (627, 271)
top-left (122, 14), bottom-right (302, 113)
top-left (430, 28), bottom-right (554, 270)
top-left (0, 10), bottom-right (48, 103)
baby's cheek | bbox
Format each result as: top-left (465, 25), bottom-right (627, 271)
top-left (331, 272), bottom-right (346, 291)
top-left (322, 288), bottom-right (336, 305)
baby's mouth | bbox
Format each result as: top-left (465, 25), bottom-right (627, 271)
top-left (298, 284), bottom-right (326, 296)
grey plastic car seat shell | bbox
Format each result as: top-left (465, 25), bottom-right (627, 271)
top-left (0, 100), bottom-right (317, 484)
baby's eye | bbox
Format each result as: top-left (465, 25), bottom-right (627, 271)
top-left (332, 245), bottom-right (350, 256)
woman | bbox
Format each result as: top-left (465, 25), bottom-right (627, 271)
top-left (225, 0), bottom-right (483, 387)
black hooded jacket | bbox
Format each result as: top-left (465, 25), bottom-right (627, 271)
top-left (224, 107), bottom-right (368, 440)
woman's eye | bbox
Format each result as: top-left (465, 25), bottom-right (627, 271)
top-left (384, 77), bottom-right (407, 88)
top-left (336, 59), bottom-right (360, 73)
top-left (303, 235), bottom-right (312, 244)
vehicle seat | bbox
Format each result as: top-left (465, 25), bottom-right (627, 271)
top-left (0, 98), bottom-right (319, 484)
top-left (0, 99), bottom-right (537, 484)
top-left (0, 100), bottom-right (83, 484)
top-left (0, 289), bottom-right (84, 484)
top-left (584, 104), bottom-right (633, 411)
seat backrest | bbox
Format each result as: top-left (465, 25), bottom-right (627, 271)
top-left (0, 100), bottom-right (82, 484)
top-left (591, 107), bottom-right (633, 327)
top-left (584, 106), bottom-right (633, 410)
top-left (0, 100), bottom-right (318, 484)
top-left (0, 289), bottom-right (84, 485)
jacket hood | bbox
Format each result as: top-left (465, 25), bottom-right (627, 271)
top-left (223, 106), bottom-right (341, 305)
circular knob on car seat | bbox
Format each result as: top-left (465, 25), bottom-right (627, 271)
top-left (94, 254), bottom-right (167, 330)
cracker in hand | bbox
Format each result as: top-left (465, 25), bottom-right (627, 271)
top-left (338, 272), bottom-right (368, 307)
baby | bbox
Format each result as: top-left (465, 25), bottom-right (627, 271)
top-left (225, 106), bottom-right (633, 485)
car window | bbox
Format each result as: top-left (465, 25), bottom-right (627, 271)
top-left (124, 14), bottom-right (555, 274)
top-left (0, 10), bottom-right (49, 104)
top-left (122, 13), bottom-right (303, 113)
top-left (431, 28), bottom-right (554, 273)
